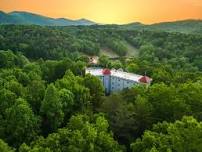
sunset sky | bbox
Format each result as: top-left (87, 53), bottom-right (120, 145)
top-left (0, 0), bottom-right (202, 24)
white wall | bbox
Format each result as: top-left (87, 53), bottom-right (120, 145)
top-left (103, 75), bottom-right (111, 94)
top-left (97, 75), bottom-right (138, 94)
top-left (110, 76), bottom-right (137, 92)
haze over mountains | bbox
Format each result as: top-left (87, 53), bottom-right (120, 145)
top-left (0, 11), bottom-right (96, 26)
top-left (0, 11), bottom-right (202, 34)
top-left (124, 20), bottom-right (202, 34)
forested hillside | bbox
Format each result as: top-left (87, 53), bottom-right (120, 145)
top-left (0, 25), bottom-right (202, 152)
top-left (148, 20), bottom-right (202, 34)
top-left (123, 19), bottom-right (202, 34)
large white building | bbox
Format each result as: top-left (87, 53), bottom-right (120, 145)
top-left (85, 68), bottom-right (152, 94)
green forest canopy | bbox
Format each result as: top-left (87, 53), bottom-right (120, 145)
top-left (0, 24), bottom-right (201, 151)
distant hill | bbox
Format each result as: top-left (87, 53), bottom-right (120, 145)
top-left (123, 20), bottom-right (202, 34)
top-left (0, 11), bottom-right (96, 26)
top-left (149, 20), bottom-right (202, 34)
top-left (0, 11), bottom-right (201, 34)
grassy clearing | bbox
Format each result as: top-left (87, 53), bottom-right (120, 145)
top-left (100, 48), bottom-right (119, 58)
top-left (123, 41), bottom-right (139, 57)
top-left (99, 41), bottom-right (139, 58)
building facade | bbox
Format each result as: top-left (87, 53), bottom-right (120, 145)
top-left (86, 68), bottom-right (152, 94)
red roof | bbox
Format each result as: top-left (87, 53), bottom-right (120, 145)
top-left (139, 76), bottom-right (151, 83)
top-left (102, 69), bottom-right (111, 75)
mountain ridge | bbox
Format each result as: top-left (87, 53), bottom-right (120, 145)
top-left (123, 19), bottom-right (202, 34)
top-left (0, 10), bottom-right (202, 34)
top-left (0, 11), bottom-right (96, 26)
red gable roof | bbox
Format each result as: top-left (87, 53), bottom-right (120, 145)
top-left (139, 76), bottom-right (151, 83)
top-left (102, 69), bottom-right (111, 75)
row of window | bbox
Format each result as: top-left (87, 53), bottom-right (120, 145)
top-left (98, 76), bottom-right (137, 91)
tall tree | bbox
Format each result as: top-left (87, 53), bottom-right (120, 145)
top-left (83, 74), bottom-right (104, 111)
top-left (40, 84), bottom-right (64, 135)
top-left (4, 98), bottom-right (39, 147)
top-left (26, 80), bottom-right (46, 114)
top-left (58, 88), bottom-right (74, 123)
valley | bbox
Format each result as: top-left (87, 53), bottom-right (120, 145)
top-left (0, 18), bottom-right (202, 152)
